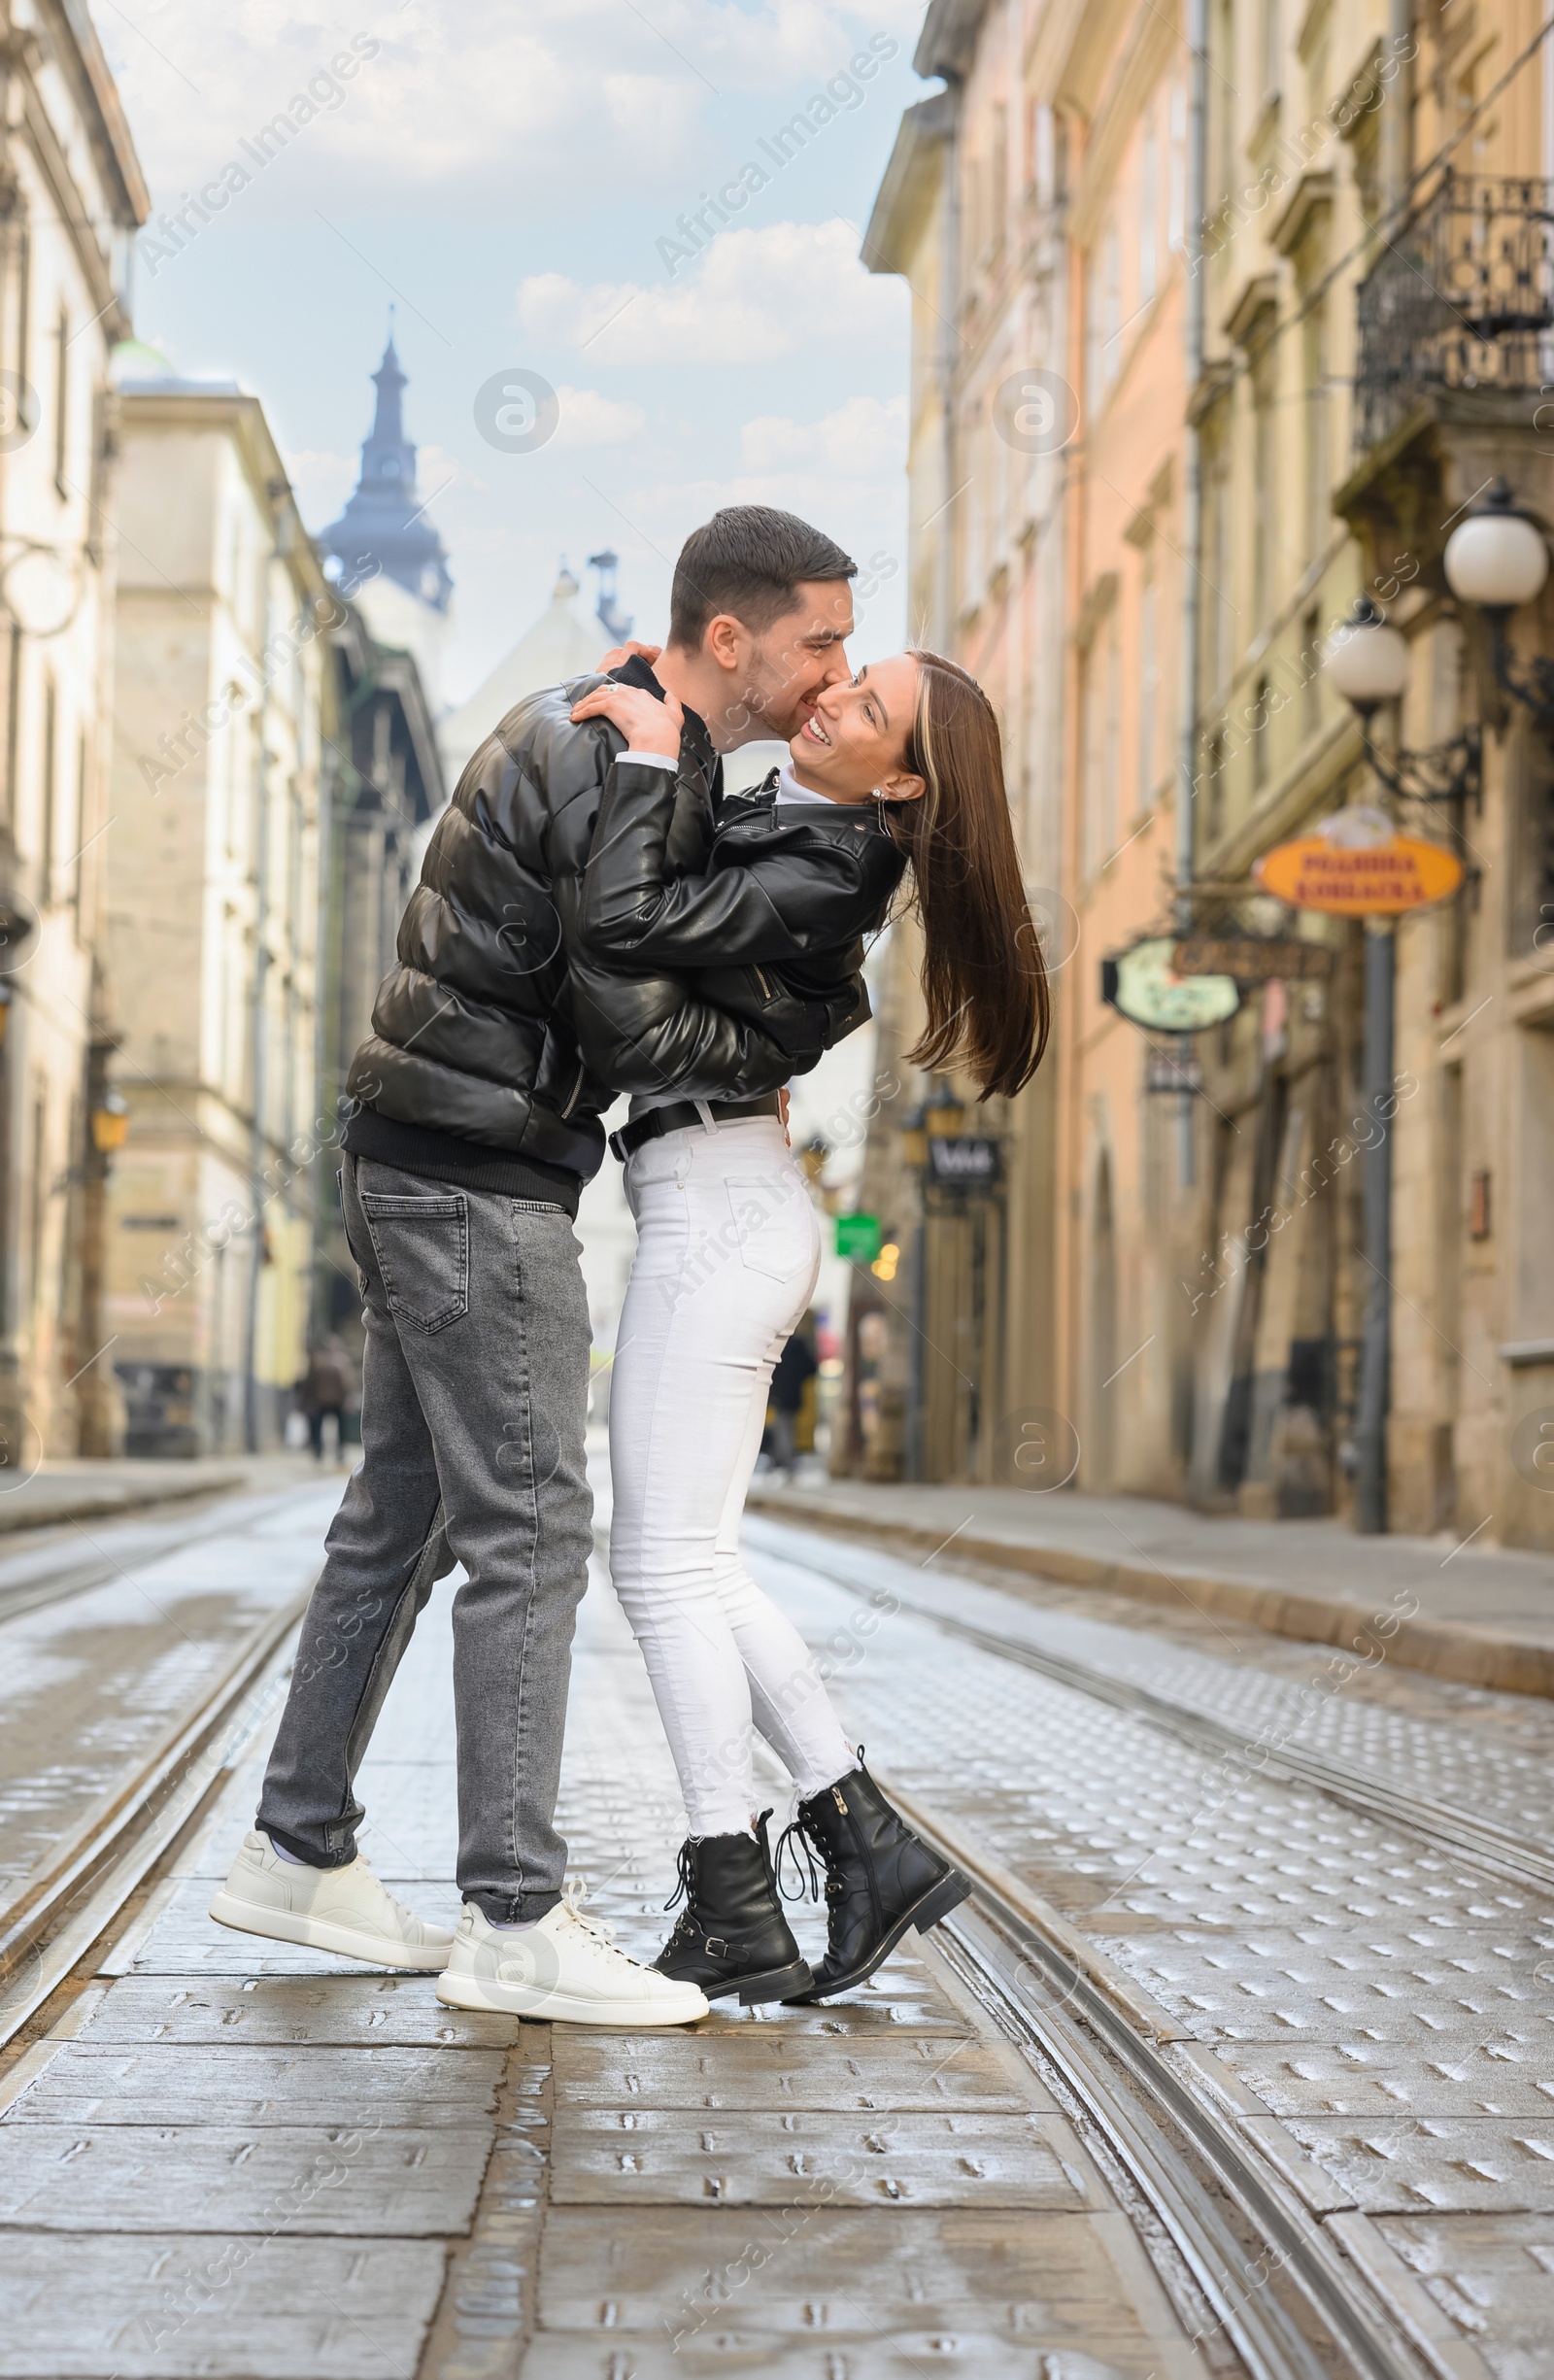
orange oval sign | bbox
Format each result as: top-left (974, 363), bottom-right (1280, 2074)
top-left (1255, 833), bottom-right (1463, 915)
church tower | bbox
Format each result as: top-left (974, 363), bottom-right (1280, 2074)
top-left (319, 321), bottom-right (453, 706)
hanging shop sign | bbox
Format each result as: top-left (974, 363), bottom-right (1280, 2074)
top-left (834, 1212), bottom-right (882, 1263)
top-left (1102, 937), bottom-right (1241, 1033)
top-left (926, 1135), bottom-right (1001, 1188)
top-left (1172, 935), bottom-right (1334, 983)
top-left (1255, 831), bottom-right (1463, 915)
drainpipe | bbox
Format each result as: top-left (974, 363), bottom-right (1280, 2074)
top-left (243, 736), bottom-right (271, 1455)
top-left (933, 78), bottom-right (962, 648)
top-left (1174, 0), bottom-right (1209, 1188)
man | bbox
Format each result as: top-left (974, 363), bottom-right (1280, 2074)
top-left (768, 1321), bottom-right (819, 1479)
top-left (297, 1338), bottom-right (355, 1462)
top-left (209, 508), bottom-right (857, 2027)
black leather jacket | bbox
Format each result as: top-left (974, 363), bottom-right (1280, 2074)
top-left (577, 758), bottom-right (906, 1089)
top-left (346, 669), bottom-right (805, 1180)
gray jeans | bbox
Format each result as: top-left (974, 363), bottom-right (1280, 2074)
top-left (257, 1155), bottom-right (592, 1921)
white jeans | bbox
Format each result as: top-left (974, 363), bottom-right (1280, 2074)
top-left (609, 1115), bottom-right (855, 1836)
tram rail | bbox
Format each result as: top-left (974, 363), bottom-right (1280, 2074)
top-left (0, 1585), bottom-right (311, 2052)
top-left (757, 1517), bottom-right (1554, 1895)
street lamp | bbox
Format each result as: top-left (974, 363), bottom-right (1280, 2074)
top-left (1325, 602), bottom-right (1409, 712)
top-left (1442, 478), bottom-right (1554, 731)
top-left (1325, 597), bottom-right (1481, 805)
top-left (89, 1089), bottom-right (129, 1155)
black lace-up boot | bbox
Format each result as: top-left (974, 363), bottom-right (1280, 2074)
top-left (654, 1810), bottom-right (813, 2004)
top-left (777, 1752), bottom-right (970, 2002)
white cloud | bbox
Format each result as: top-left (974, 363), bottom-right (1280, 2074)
top-left (740, 393), bottom-right (906, 475)
top-left (101, 2), bottom-right (917, 216)
top-left (516, 221), bottom-right (904, 365)
top-left (552, 388), bottom-right (647, 450)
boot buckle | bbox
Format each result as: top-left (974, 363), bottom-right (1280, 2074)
top-left (704, 1936), bottom-right (728, 1957)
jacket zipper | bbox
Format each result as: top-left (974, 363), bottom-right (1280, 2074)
top-left (832, 1785), bottom-right (882, 1934)
top-left (560, 1057), bottom-right (586, 1119)
top-left (754, 966), bottom-right (775, 1001)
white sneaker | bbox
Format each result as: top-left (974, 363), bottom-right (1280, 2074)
top-left (209, 1830), bottom-right (456, 1971)
top-left (435, 1896), bottom-right (709, 2025)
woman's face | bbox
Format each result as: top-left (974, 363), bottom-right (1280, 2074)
top-left (787, 654), bottom-right (925, 804)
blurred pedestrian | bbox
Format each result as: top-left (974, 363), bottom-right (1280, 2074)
top-left (768, 1321), bottom-right (818, 1479)
top-left (298, 1338), bottom-right (355, 1462)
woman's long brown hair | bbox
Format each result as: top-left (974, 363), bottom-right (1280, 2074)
top-left (887, 650), bottom-right (1049, 1101)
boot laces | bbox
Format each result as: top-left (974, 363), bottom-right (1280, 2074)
top-left (659, 1841), bottom-right (700, 1949)
top-left (775, 1750), bottom-right (867, 1908)
top-left (662, 1840), bottom-right (697, 1914)
top-left (774, 1812), bottom-right (826, 1904)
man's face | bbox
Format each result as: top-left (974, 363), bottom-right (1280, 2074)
top-left (732, 578), bottom-right (854, 744)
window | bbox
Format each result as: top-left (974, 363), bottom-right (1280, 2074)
top-left (1301, 604), bottom-right (1321, 742)
top-left (1262, 0), bottom-right (1280, 103)
top-left (1215, 0), bottom-right (1234, 206)
top-left (1138, 575), bottom-right (1159, 810)
top-left (1139, 119), bottom-right (1159, 306)
top-left (41, 677), bottom-right (56, 902)
top-left (52, 307), bottom-right (68, 497)
top-left (1087, 219), bottom-right (1122, 403)
top-left (29, 1089), bottom-right (47, 1315)
top-left (1032, 103), bottom-right (1054, 203)
top-left (72, 730), bottom-right (85, 928)
top-left (1302, 298), bottom-right (1329, 565)
top-left (1253, 672), bottom-right (1272, 792)
top-left (1206, 728), bottom-right (1227, 843)
top-left (1103, 622), bottom-right (1122, 857)
top-left (1252, 367), bottom-right (1275, 626)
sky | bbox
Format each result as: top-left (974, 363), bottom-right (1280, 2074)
top-left (102, 0), bottom-right (927, 706)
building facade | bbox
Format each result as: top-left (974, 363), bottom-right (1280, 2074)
top-left (103, 381), bottom-right (335, 1455)
top-left (856, 0), bottom-right (1554, 1547)
top-left (0, 1), bottom-right (146, 1466)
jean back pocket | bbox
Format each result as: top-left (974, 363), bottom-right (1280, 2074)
top-left (359, 1190), bottom-right (469, 1333)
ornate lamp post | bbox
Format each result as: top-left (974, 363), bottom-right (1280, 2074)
top-left (1322, 605), bottom-right (1476, 1534)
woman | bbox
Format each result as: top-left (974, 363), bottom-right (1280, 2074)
top-left (570, 651), bottom-right (1048, 2005)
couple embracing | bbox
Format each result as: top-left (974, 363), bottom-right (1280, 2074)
top-left (211, 504), bottom-right (1049, 2027)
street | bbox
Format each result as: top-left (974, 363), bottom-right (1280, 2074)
top-left (2, 1471), bottom-right (1553, 2375)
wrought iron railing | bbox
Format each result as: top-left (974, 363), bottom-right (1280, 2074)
top-left (1354, 173), bottom-right (1554, 451)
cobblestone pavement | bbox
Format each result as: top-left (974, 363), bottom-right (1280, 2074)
top-left (4, 1483), bottom-right (1554, 2372)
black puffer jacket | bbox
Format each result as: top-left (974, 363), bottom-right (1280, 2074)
top-left (577, 761), bottom-right (906, 1088)
top-left (345, 668), bottom-right (856, 1179)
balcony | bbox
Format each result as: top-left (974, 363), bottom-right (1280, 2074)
top-left (1353, 174), bottom-right (1554, 453)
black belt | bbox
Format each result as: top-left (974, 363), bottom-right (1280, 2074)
top-left (608, 1094), bottom-right (782, 1163)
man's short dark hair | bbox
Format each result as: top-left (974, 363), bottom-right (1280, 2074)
top-left (668, 505), bottom-right (856, 649)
